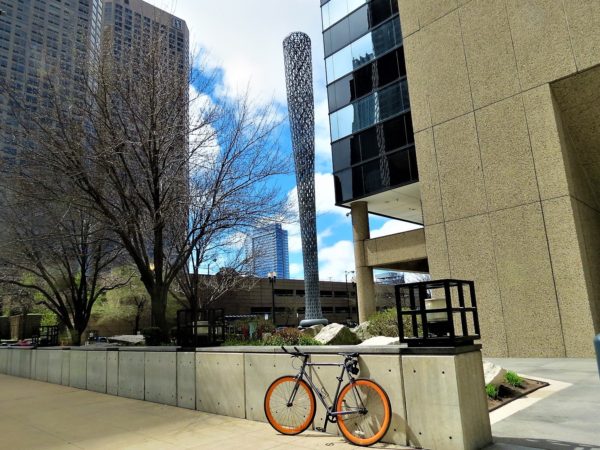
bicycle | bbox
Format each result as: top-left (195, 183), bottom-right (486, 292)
top-left (263, 346), bottom-right (392, 447)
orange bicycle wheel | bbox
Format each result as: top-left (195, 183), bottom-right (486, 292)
top-left (264, 376), bottom-right (316, 435)
top-left (336, 379), bottom-right (392, 446)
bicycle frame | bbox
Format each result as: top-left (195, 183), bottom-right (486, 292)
top-left (286, 353), bottom-right (366, 433)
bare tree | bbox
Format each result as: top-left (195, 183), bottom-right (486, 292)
top-left (0, 190), bottom-right (130, 345)
top-left (1, 30), bottom-right (289, 338)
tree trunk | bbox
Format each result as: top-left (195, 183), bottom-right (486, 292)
top-left (150, 286), bottom-right (169, 341)
top-left (69, 328), bottom-right (82, 346)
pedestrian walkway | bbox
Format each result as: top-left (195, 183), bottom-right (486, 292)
top-left (0, 374), bottom-right (410, 450)
top-left (486, 358), bottom-right (600, 450)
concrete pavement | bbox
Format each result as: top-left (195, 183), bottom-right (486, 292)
top-left (486, 358), bottom-right (600, 450)
top-left (0, 374), bottom-right (410, 450)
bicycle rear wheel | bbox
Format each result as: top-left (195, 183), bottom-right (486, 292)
top-left (264, 376), bottom-right (316, 435)
top-left (336, 379), bottom-right (392, 446)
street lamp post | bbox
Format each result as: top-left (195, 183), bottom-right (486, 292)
top-left (345, 270), bottom-right (355, 323)
top-left (268, 271), bottom-right (277, 326)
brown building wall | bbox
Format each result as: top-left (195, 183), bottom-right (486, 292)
top-left (399, 0), bottom-right (600, 356)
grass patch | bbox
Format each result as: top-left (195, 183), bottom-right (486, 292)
top-left (485, 383), bottom-right (499, 399)
top-left (505, 370), bottom-right (524, 388)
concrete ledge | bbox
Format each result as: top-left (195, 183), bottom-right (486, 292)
top-left (0, 346), bottom-right (491, 449)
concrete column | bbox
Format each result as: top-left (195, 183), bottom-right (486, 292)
top-left (351, 202), bottom-right (376, 322)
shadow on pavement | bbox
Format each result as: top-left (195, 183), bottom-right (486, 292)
top-left (492, 436), bottom-right (600, 450)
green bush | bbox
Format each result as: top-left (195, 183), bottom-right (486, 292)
top-left (485, 383), bottom-right (498, 399)
top-left (367, 308), bottom-right (400, 337)
top-left (264, 327), bottom-right (321, 346)
top-left (142, 327), bottom-right (163, 346)
top-left (505, 371), bottom-right (524, 388)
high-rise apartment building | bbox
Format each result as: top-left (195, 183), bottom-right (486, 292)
top-left (101, 0), bottom-right (188, 75)
top-left (0, 0), bottom-right (103, 162)
top-left (246, 223), bottom-right (290, 279)
top-left (322, 0), bottom-right (600, 358)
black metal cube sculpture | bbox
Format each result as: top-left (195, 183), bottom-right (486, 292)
top-left (31, 325), bottom-right (59, 347)
top-left (395, 279), bottom-right (480, 347)
top-left (176, 308), bottom-right (225, 348)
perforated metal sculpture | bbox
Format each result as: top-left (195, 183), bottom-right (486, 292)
top-left (283, 32), bottom-right (327, 327)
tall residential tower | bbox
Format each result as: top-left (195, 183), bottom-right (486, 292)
top-left (247, 223), bottom-right (290, 279)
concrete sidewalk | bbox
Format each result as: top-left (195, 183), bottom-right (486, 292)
top-left (0, 374), bottom-right (409, 450)
top-left (485, 358), bottom-right (600, 450)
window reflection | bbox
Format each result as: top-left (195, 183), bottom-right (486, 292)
top-left (325, 17), bottom-right (401, 83)
top-left (322, 0), bottom-right (367, 30)
top-left (329, 79), bottom-right (410, 141)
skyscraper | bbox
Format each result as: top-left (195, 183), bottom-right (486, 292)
top-left (0, 0), bottom-right (103, 163)
top-left (247, 223), bottom-right (290, 279)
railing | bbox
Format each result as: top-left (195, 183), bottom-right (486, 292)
top-left (395, 279), bottom-right (480, 347)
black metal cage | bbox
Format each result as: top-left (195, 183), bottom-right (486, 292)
top-left (31, 325), bottom-right (59, 347)
top-left (176, 308), bottom-right (225, 348)
top-left (395, 279), bottom-right (480, 347)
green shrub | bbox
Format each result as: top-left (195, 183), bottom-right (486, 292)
top-left (485, 383), bottom-right (498, 399)
top-left (505, 371), bottom-right (524, 388)
top-left (264, 327), bottom-right (321, 346)
top-left (223, 338), bottom-right (263, 346)
top-left (142, 327), bottom-right (162, 346)
top-left (367, 308), bottom-right (399, 337)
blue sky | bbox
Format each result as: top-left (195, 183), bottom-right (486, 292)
top-left (147, 0), bottom-right (420, 280)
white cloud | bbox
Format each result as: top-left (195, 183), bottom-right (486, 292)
top-left (282, 222), bottom-right (302, 253)
top-left (289, 263), bottom-right (303, 277)
top-left (145, 0), bottom-right (325, 106)
top-left (318, 240), bottom-right (355, 281)
top-left (287, 172), bottom-right (348, 218)
top-left (370, 220), bottom-right (422, 238)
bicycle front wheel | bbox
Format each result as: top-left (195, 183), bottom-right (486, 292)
top-left (336, 379), bottom-right (392, 446)
top-left (264, 376), bottom-right (316, 435)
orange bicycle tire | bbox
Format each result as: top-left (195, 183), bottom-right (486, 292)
top-left (336, 379), bottom-right (392, 446)
top-left (264, 376), bottom-right (316, 435)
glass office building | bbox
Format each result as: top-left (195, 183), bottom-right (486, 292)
top-left (246, 223), bottom-right (290, 279)
top-left (321, 0), bottom-right (421, 223)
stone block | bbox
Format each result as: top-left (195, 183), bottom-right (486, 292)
top-left (460, 0), bottom-right (520, 108)
top-left (506, 0), bottom-right (576, 90)
top-left (424, 223), bottom-right (450, 279)
top-left (402, 32), bottom-right (432, 132)
top-left (476, 95), bottom-right (539, 211)
top-left (543, 196), bottom-right (596, 356)
top-left (47, 350), bottom-right (63, 384)
top-left (315, 323), bottom-right (361, 345)
top-left (445, 214), bottom-right (508, 357)
top-left (118, 351), bottom-right (145, 400)
top-left (245, 353), bottom-right (296, 422)
top-left (61, 351), bottom-right (70, 386)
top-left (69, 350), bottom-right (87, 389)
top-left (414, 129), bottom-right (444, 225)
top-left (434, 113), bottom-right (487, 221)
top-left (177, 352), bottom-right (196, 409)
top-left (483, 360), bottom-right (507, 386)
top-left (403, 352), bottom-right (491, 450)
top-left (398, 0), bottom-right (458, 34)
top-left (563, 0), bottom-right (600, 71)
top-left (197, 352), bottom-right (245, 418)
top-left (144, 352), bottom-right (176, 406)
top-left (420, 12), bottom-right (473, 126)
top-left (522, 85), bottom-right (570, 200)
top-left (106, 351), bottom-right (119, 395)
top-left (490, 203), bottom-right (565, 357)
top-left (86, 351), bottom-right (107, 393)
top-left (34, 349), bottom-right (49, 382)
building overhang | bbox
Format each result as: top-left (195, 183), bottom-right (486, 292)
top-left (341, 182), bottom-right (423, 223)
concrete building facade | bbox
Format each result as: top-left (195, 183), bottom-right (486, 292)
top-left (322, 0), bottom-right (600, 357)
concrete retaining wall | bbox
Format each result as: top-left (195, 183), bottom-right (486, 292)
top-left (0, 345), bottom-right (491, 450)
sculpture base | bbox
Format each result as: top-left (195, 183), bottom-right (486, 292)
top-left (299, 318), bottom-right (329, 328)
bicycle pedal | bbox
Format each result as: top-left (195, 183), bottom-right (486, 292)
top-left (315, 427), bottom-right (326, 433)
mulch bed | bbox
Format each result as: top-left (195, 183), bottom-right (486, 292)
top-left (487, 377), bottom-right (549, 412)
